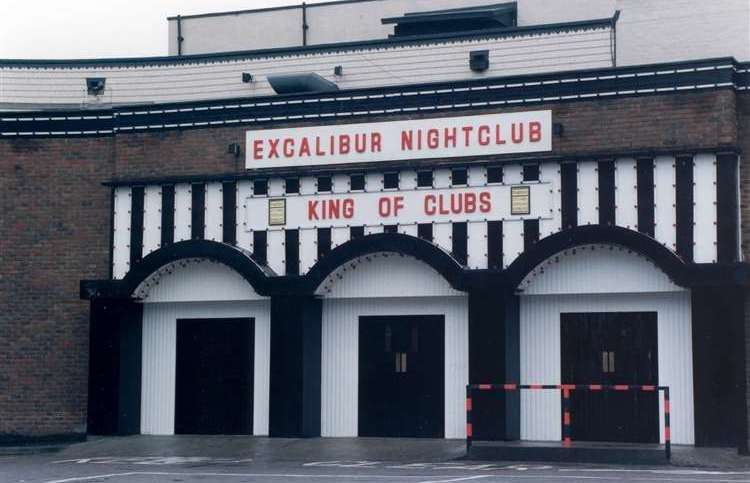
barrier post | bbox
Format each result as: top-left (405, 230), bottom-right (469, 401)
top-left (562, 386), bottom-right (572, 448)
top-left (664, 386), bottom-right (671, 461)
top-left (466, 385), bottom-right (473, 453)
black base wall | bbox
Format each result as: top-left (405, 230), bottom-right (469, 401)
top-left (269, 296), bottom-right (322, 437)
top-left (468, 290), bottom-right (519, 441)
top-left (87, 300), bottom-right (142, 436)
top-left (692, 286), bottom-right (747, 448)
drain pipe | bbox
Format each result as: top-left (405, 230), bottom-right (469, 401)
top-left (302, 2), bottom-right (309, 46)
top-left (177, 15), bottom-right (184, 56)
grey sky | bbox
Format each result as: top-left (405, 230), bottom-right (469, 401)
top-left (0, 0), bottom-right (332, 59)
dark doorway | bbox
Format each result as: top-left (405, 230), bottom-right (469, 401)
top-left (175, 318), bottom-right (254, 435)
top-left (359, 315), bottom-right (444, 437)
top-left (561, 312), bottom-right (658, 443)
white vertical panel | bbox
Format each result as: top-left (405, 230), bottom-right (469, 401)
top-left (142, 186), bottom-right (162, 256)
top-left (141, 300), bottom-right (272, 436)
top-left (468, 166), bottom-right (487, 187)
top-left (140, 304), bottom-right (176, 435)
top-left (331, 175), bottom-right (350, 248)
top-left (204, 182), bottom-right (223, 242)
top-left (267, 179), bottom-right (285, 274)
top-left (400, 170), bottom-right (417, 190)
top-left (112, 186), bottom-right (132, 279)
top-left (694, 153), bottom-right (717, 263)
top-left (399, 224), bottom-right (418, 237)
top-left (615, 158), bottom-right (638, 231)
top-left (299, 229), bottom-right (317, 273)
top-left (467, 222), bottom-right (487, 269)
top-left (321, 296), bottom-right (469, 438)
top-left (365, 172), bottom-right (383, 192)
top-left (433, 223), bottom-right (452, 255)
top-left (433, 169), bottom-right (451, 189)
top-left (299, 177), bottom-right (316, 195)
top-left (539, 162), bottom-right (561, 239)
top-left (503, 163), bottom-right (525, 268)
top-left (519, 292), bottom-right (694, 445)
top-left (174, 183), bottom-right (191, 242)
top-left (654, 156), bottom-right (677, 250)
top-left (236, 180), bottom-right (253, 252)
top-left (365, 225), bottom-right (384, 235)
top-left (577, 161), bottom-right (598, 225)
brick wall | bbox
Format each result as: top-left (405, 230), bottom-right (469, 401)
top-left (0, 88), bottom-right (740, 439)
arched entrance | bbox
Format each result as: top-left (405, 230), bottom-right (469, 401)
top-left (516, 244), bottom-right (694, 445)
top-left (313, 236), bottom-right (469, 439)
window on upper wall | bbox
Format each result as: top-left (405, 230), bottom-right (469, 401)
top-left (523, 164), bottom-right (540, 182)
top-left (317, 176), bottom-right (332, 192)
top-left (286, 178), bottom-right (300, 194)
top-left (384, 172), bottom-right (399, 190)
top-left (253, 179), bottom-right (268, 196)
top-left (451, 168), bottom-right (468, 186)
top-left (417, 171), bottom-right (433, 188)
top-left (487, 166), bottom-right (503, 184)
top-left (350, 174), bottom-right (365, 191)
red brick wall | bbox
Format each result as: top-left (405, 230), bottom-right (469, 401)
top-left (0, 89), bottom-right (740, 438)
top-left (0, 137), bottom-right (113, 439)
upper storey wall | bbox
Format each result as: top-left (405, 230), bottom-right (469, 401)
top-left (167, 0), bottom-right (749, 65)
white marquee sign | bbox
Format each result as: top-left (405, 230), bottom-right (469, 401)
top-left (244, 183), bottom-right (553, 231)
top-left (246, 111), bottom-right (552, 168)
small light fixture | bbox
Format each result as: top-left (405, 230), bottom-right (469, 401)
top-left (334, 65), bottom-right (343, 76)
top-left (553, 123), bottom-right (565, 137)
top-left (242, 72), bottom-right (254, 83)
top-left (469, 50), bottom-right (489, 72)
top-left (86, 77), bottom-right (106, 95)
top-left (227, 143), bottom-right (241, 157)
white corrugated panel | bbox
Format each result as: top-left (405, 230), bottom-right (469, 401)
top-left (204, 182), bottom-right (223, 242)
top-left (615, 158), bottom-right (638, 230)
top-left (539, 162), bottom-right (561, 239)
top-left (654, 156), bottom-right (677, 251)
top-left (173, 184), bottom-right (191, 242)
top-left (112, 187), bottom-right (132, 279)
top-left (577, 161), bottom-right (598, 225)
top-left (140, 300), bottom-right (271, 436)
top-left (316, 252), bottom-right (464, 298)
top-left (518, 244), bottom-right (681, 295)
top-left (134, 258), bottom-right (267, 302)
top-left (467, 222), bottom-right (488, 269)
top-left (236, 180), bottom-right (253, 252)
top-left (142, 186), bottom-right (162, 256)
top-left (519, 292), bottom-right (693, 445)
top-left (693, 154), bottom-right (717, 263)
top-left (320, 296), bottom-right (469, 438)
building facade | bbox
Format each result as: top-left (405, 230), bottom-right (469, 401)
top-left (1, 0), bottom-right (750, 450)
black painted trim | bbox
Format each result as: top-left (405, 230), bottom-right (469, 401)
top-left (222, 181), bottom-right (237, 245)
top-left (108, 188), bottom-right (115, 279)
top-left (285, 229), bottom-right (300, 276)
top-left (161, 185), bottom-right (175, 247)
top-left (452, 222), bottom-right (468, 265)
top-left (636, 158), bottom-right (655, 237)
top-left (253, 231), bottom-right (268, 265)
top-left (716, 154), bottom-right (739, 263)
top-left (418, 223), bottom-right (433, 242)
top-left (560, 162), bottom-right (577, 230)
top-left (505, 225), bottom-right (690, 289)
top-left (191, 183), bottom-right (205, 240)
top-left (304, 232), bottom-right (468, 292)
top-left (675, 156), bottom-right (694, 262)
top-left (1, 57), bottom-right (743, 139)
top-left (523, 219), bottom-right (539, 251)
top-left (487, 221), bottom-right (503, 270)
top-left (129, 187), bottom-right (144, 267)
top-left (597, 160), bottom-right (615, 226)
top-left (317, 228), bottom-right (332, 260)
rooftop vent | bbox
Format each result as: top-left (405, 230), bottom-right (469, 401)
top-left (267, 73), bottom-right (339, 95)
top-left (382, 2), bottom-right (517, 37)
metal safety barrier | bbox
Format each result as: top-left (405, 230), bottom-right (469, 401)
top-left (466, 383), bottom-right (671, 460)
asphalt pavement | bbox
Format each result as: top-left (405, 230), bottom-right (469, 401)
top-left (1, 436), bottom-right (750, 483)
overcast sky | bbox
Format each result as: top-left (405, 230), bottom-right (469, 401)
top-left (0, 0), bottom-right (333, 59)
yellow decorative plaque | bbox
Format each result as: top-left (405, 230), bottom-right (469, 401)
top-left (510, 185), bottom-right (531, 216)
top-left (268, 198), bottom-right (287, 226)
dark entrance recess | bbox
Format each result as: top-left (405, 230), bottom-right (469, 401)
top-left (561, 312), bottom-right (659, 443)
top-left (359, 316), bottom-right (444, 438)
top-left (175, 318), bottom-right (254, 435)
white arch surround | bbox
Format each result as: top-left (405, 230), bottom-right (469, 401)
top-left (518, 244), bottom-right (695, 445)
top-left (138, 258), bottom-right (271, 436)
top-left (318, 252), bottom-right (469, 438)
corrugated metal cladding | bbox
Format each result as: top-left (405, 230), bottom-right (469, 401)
top-left (0, 27), bottom-right (612, 106)
top-left (112, 155), bottom-right (722, 280)
top-left (139, 260), bottom-right (271, 436)
top-left (319, 254), bottom-right (468, 438)
top-left (518, 245), bottom-right (694, 445)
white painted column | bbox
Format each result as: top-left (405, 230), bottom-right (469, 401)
top-left (654, 156), bottom-right (677, 251)
top-left (615, 158), bottom-right (638, 231)
top-left (142, 186), bottom-right (162, 256)
top-left (331, 174), bottom-right (351, 248)
top-left (204, 182), bottom-right (223, 242)
top-left (112, 186), bottom-right (132, 279)
top-left (539, 162), bottom-right (561, 239)
top-left (266, 179), bottom-right (285, 274)
top-left (173, 183), bottom-right (191, 242)
top-left (236, 180), bottom-right (253, 252)
top-left (577, 161), bottom-right (598, 225)
top-left (432, 169), bottom-right (452, 254)
top-left (693, 153), bottom-right (717, 263)
top-left (503, 164), bottom-right (524, 268)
